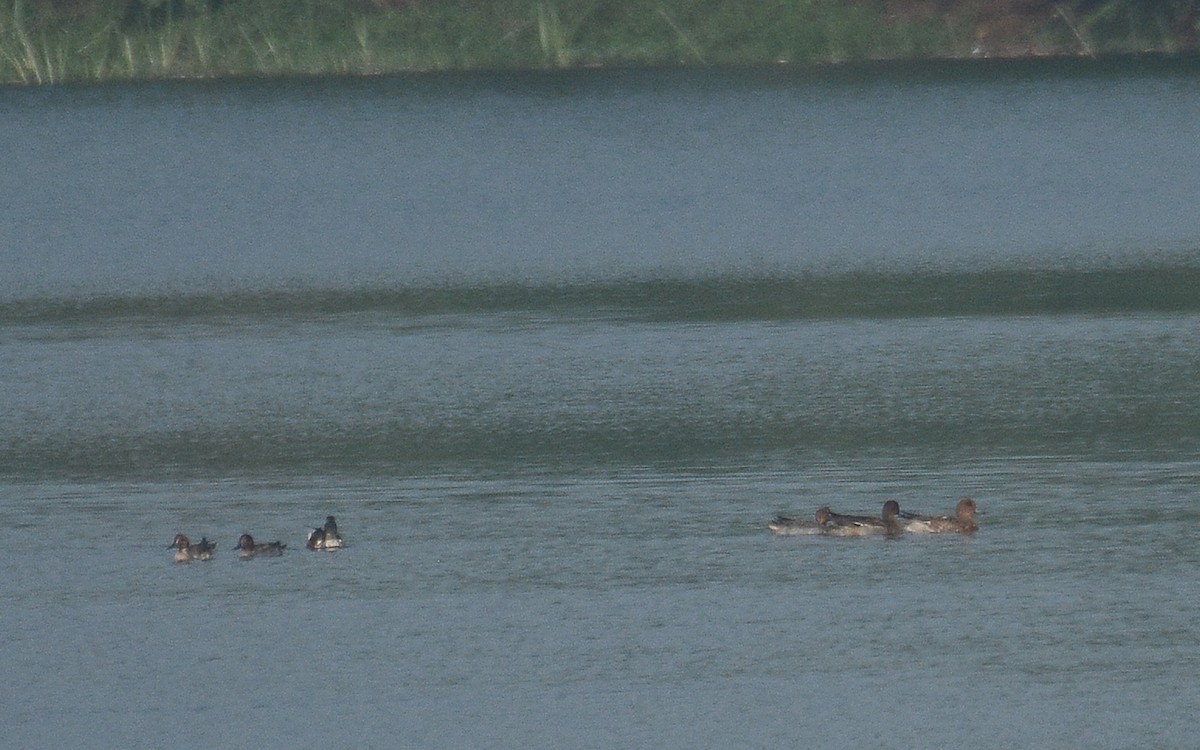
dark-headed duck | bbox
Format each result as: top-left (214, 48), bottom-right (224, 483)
top-left (306, 516), bottom-right (344, 550)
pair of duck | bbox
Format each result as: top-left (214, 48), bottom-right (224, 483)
top-left (305, 515), bottom-right (345, 551)
top-left (768, 498), bottom-right (978, 537)
top-left (167, 516), bottom-right (344, 562)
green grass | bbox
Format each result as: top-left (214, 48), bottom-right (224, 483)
top-left (1, 0), bottom-right (1195, 84)
top-left (1072, 0), bottom-right (1199, 54)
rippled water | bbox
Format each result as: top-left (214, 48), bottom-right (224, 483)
top-left (3, 58), bottom-right (1199, 747)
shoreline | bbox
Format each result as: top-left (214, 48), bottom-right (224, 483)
top-left (7, 50), bottom-right (1197, 93)
top-left (3, 0), bottom-right (1198, 86)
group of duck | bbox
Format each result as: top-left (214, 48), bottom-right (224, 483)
top-left (769, 498), bottom-right (978, 537)
top-left (168, 501), bottom-right (975, 560)
top-left (167, 515), bottom-right (345, 562)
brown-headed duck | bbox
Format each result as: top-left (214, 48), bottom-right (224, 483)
top-left (897, 497), bottom-right (979, 533)
top-left (821, 500), bottom-right (902, 537)
top-left (235, 533), bottom-right (286, 558)
top-left (768, 507), bottom-right (832, 535)
top-left (167, 533), bottom-right (216, 562)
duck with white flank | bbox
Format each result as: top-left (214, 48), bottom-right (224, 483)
top-left (168, 533), bottom-right (216, 562)
top-left (306, 515), bottom-right (345, 550)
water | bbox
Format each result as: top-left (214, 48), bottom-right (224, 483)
top-left (2, 58), bottom-right (1200, 747)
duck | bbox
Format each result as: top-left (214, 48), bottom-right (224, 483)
top-left (235, 533), bottom-right (286, 558)
top-left (167, 533), bottom-right (216, 562)
top-left (306, 515), bottom-right (344, 550)
top-left (323, 515), bottom-right (340, 537)
top-left (768, 507), bottom-right (832, 535)
top-left (897, 497), bottom-right (979, 533)
top-left (821, 500), bottom-right (902, 537)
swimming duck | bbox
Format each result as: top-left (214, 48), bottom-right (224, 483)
top-left (821, 500), bottom-right (902, 537)
top-left (897, 498), bottom-right (979, 533)
top-left (306, 515), bottom-right (344, 550)
top-left (768, 507), bottom-right (832, 535)
top-left (235, 533), bottom-right (286, 558)
top-left (167, 533), bottom-right (216, 562)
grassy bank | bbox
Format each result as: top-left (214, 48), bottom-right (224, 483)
top-left (2, 0), bottom-right (1197, 84)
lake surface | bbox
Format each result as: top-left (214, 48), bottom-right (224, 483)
top-left (2, 57), bottom-right (1199, 747)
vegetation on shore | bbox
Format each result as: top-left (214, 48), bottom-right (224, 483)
top-left (2, 0), bottom-right (1197, 84)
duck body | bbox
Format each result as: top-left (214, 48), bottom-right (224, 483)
top-left (168, 533), bottom-right (216, 562)
top-left (235, 533), bottom-right (286, 558)
top-left (768, 516), bottom-right (823, 535)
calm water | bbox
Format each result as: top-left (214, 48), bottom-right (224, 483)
top-left (3, 58), bottom-right (1200, 747)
